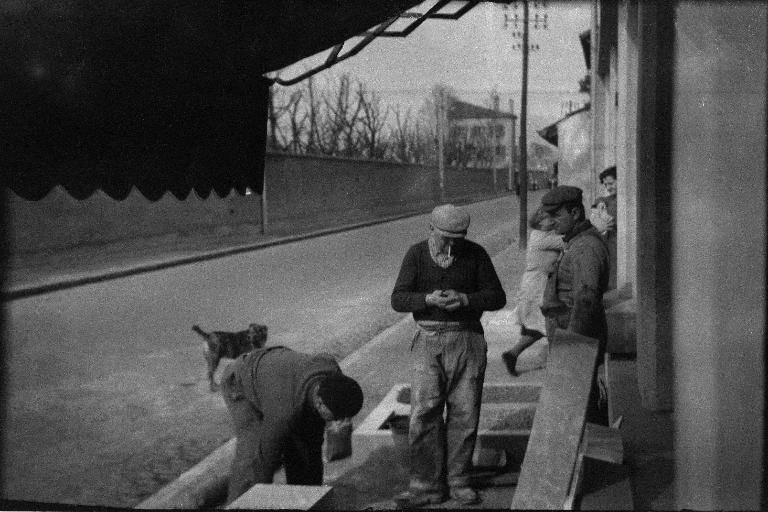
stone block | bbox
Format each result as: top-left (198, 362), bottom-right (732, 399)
top-left (225, 484), bottom-right (335, 510)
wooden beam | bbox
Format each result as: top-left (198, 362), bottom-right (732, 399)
top-left (564, 444), bottom-right (587, 510)
top-left (510, 329), bottom-right (600, 510)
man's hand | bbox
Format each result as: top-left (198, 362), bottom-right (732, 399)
top-left (426, 290), bottom-right (450, 309)
top-left (590, 206), bottom-right (615, 235)
top-left (426, 290), bottom-right (468, 310)
top-left (442, 290), bottom-right (469, 312)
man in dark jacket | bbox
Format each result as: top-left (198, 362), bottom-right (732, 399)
top-left (220, 346), bottom-right (364, 503)
top-left (540, 186), bottom-right (610, 425)
top-left (391, 204), bottom-right (506, 508)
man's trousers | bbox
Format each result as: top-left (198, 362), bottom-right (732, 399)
top-left (407, 325), bottom-right (487, 493)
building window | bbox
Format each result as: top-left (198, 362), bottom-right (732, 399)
top-left (470, 125), bottom-right (482, 138)
top-left (450, 126), bottom-right (468, 140)
top-left (495, 124), bottom-right (505, 138)
top-left (495, 145), bottom-right (506, 157)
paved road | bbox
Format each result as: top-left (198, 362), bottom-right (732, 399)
top-left (1, 195), bottom-right (532, 506)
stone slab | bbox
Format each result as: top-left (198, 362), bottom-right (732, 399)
top-left (225, 484), bottom-right (335, 510)
top-left (354, 382), bottom-right (541, 446)
top-left (510, 328), bottom-right (600, 510)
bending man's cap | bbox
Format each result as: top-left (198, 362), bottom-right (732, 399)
top-left (318, 374), bottom-right (364, 419)
top-left (430, 204), bottom-right (470, 238)
top-left (541, 186), bottom-right (583, 213)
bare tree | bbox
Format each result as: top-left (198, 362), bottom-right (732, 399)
top-left (390, 106), bottom-right (411, 163)
top-left (282, 89), bottom-right (306, 154)
top-left (267, 87), bottom-right (292, 151)
top-left (300, 76), bottom-right (325, 154)
top-left (357, 81), bottom-right (389, 160)
top-left (270, 75), bottom-right (453, 165)
top-left (321, 73), bottom-right (362, 157)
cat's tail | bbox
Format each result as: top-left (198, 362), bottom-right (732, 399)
top-left (192, 325), bottom-right (208, 338)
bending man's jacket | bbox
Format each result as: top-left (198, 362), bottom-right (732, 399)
top-left (223, 346), bottom-right (341, 481)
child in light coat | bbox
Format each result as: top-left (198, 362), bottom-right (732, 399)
top-left (502, 207), bottom-right (564, 376)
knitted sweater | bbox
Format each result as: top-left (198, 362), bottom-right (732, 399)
top-left (391, 239), bottom-right (506, 323)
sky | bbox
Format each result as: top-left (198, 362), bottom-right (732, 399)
top-left (272, 0), bottom-right (592, 144)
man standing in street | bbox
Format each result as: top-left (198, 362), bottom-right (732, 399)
top-left (391, 204), bottom-right (506, 508)
top-left (540, 186), bottom-right (610, 425)
top-left (220, 346), bottom-right (364, 503)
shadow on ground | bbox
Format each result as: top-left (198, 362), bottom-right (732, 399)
top-left (328, 446), bottom-right (410, 510)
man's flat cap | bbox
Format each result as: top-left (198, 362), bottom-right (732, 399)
top-left (541, 186), bottom-right (583, 212)
top-left (430, 204), bottom-right (470, 238)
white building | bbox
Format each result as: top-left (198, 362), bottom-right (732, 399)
top-left (446, 98), bottom-right (517, 175)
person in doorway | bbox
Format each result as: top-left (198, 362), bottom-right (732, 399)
top-left (220, 346), bottom-right (364, 503)
top-left (390, 204), bottom-right (506, 508)
top-left (540, 186), bottom-right (610, 425)
top-left (592, 166), bottom-right (617, 289)
top-left (502, 207), bottom-right (564, 376)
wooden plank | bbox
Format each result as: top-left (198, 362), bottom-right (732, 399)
top-left (225, 484), bottom-right (335, 510)
top-left (564, 446), bottom-right (586, 510)
top-left (510, 329), bottom-right (600, 510)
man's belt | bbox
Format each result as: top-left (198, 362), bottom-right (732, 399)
top-left (416, 320), bottom-right (482, 333)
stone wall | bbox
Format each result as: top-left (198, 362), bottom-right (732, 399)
top-left (7, 153), bottom-right (506, 254)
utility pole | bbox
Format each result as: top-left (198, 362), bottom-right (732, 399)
top-left (508, 99), bottom-right (515, 192)
top-left (263, 86), bottom-right (276, 235)
top-left (519, 0), bottom-right (529, 250)
top-left (437, 89), bottom-right (446, 203)
top-left (267, 86), bottom-right (278, 149)
top-left (502, 1), bottom-right (548, 250)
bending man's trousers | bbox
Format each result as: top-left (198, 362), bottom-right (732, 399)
top-left (407, 325), bottom-right (487, 492)
top-left (220, 363), bottom-right (323, 503)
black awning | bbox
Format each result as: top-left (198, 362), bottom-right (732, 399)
top-left (0, 0), bottom-right (418, 201)
top-left (3, 77), bottom-right (269, 201)
top-left (1, 1), bottom-right (271, 201)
